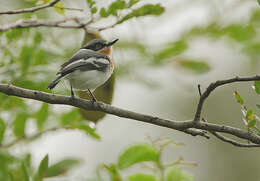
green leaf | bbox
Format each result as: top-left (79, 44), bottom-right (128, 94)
top-left (108, 0), bottom-right (126, 16)
top-left (0, 117), bottom-right (6, 144)
top-left (153, 40), bottom-right (188, 64)
top-left (100, 7), bottom-right (109, 17)
top-left (45, 159), bottom-right (79, 177)
top-left (61, 110), bottom-right (100, 139)
top-left (87, 0), bottom-right (96, 8)
top-left (54, 2), bottom-right (65, 14)
top-left (128, 173), bottom-right (157, 181)
top-left (128, 0), bottom-right (140, 7)
top-left (34, 49), bottom-right (48, 65)
top-left (223, 24), bottom-right (256, 42)
top-left (254, 81), bottom-right (260, 94)
top-left (35, 103), bottom-right (49, 131)
top-left (13, 113), bottom-right (28, 137)
top-left (117, 144), bottom-right (159, 169)
top-left (61, 109), bottom-right (81, 126)
top-left (250, 9), bottom-right (260, 24)
top-left (23, 154), bottom-right (32, 172)
top-left (13, 79), bottom-right (48, 91)
top-left (118, 4), bottom-right (165, 24)
top-left (21, 161), bottom-right (30, 181)
top-left (166, 167), bottom-right (194, 181)
top-left (0, 95), bottom-right (26, 110)
top-left (76, 124), bottom-right (100, 139)
top-left (248, 119), bottom-right (257, 128)
top-left (246, 109), bottom-right (254, 121)
top-left (91, 7), bottom-right (97, 14)
top-left (19, 45), bottom-right (35, 74)
top-left (38, 154), bottom-right (49, 178)
top-left (43, 0), bottom-right (52, 3)
top-left (0, 152), bottom-right (18, 180)
top-left (33, 32), bottom-right (42, 45)
top-left (5, 29), bottom-right (24, 40)
top-left (99, 0), bottom-right (127, 17)
top-left (177, 60), bottom-right (211, 74)
top-left (234, 91), bottom-right (244, 105)
top-left (103, 164), bottom-right (122, 181)
top-left (243, 42), bottom-right (260, 57)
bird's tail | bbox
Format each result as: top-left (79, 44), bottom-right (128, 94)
top-left (47, 75), bottom-right (63, 89)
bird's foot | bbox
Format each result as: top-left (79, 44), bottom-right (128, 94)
top-left (91, 97), bottom-right (97, 104)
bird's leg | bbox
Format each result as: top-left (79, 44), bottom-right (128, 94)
top-left (88, 89), bottom-right (97, 103)
top-left (70, 84), bottom-right (75, 99)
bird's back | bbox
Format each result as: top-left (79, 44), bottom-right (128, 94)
top-left (60, 49), bottom-right (109, 70)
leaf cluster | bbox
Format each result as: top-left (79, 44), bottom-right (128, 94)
top-left (233, 81), bottom-right (260, 134)
top-left (88, 138), bottom-right (194, 181)
top-left (86, 0), bottom-right (164, 26)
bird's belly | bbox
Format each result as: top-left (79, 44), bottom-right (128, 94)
top-left (66, 69), bottom-right (111, 91)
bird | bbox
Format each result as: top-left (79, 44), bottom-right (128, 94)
top-left (47, 38), bottom-right (118, 103)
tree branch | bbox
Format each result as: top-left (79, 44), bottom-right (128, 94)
top-left (1, 76), bottom-right (260, 147)
top-left (0, 84), bottom-right (208, 139)
top-left (194, 75), bottom-right (260, 122)
top-left (0, 17), bottom-right (89, 32)
top-left (201, 118), bottom-right (260, 147)
top-left (0, 0), bottom-right (60, 15)
top-left (211, 131), bottom-right (260, 147)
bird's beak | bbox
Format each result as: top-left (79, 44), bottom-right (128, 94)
top-left (107, 38), bottom-right (119, 47)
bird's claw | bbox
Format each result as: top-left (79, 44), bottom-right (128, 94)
top-left (91, 97), bottom-right (97, 104)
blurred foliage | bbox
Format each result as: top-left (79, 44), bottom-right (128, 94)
top-left (0, 152), bottom-right (80, 181)
top-left (176, 60), bottom-right (211, 74)
top-left (117, 144), bottom-right (159, 169)
top-left (97, 0), bottom-right (164, 21)
top-left (88, 137), bottom-right (194, 181)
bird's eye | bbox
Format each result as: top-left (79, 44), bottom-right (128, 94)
top-left (96, 44), bottom-right (102, 49)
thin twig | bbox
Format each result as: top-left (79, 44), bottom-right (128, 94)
top-left (54, 6), bottom-right (84, 12)
top-left (164, 157), bottom-right (198, 168)
top-left (211, 131), bottom-right (260, 147)
top-left (198, 84), bottom-right (202, 97)
top-left (202, 118), bottom-right (260, 147)
top-left (0, 17), bottom-right (89, 32)
top-left (0, 127), bottom-right (72, 148)
top-left (0, 0), bottom-right (60, 15)
top-left (98, 22), bottom-right (119, 31)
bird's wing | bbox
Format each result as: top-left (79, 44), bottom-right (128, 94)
top-left (60, 49), bottom-right (109, 70)
top-left (58, 57), bottom-right (109, 78)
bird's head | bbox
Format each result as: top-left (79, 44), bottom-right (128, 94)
top-left (81, 38), bottom-right (119, 56)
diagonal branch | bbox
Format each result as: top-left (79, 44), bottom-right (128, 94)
top-left (0, 0), bottom-right (60, 15)
top-left (194, 75), bottom-right (260, 122)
